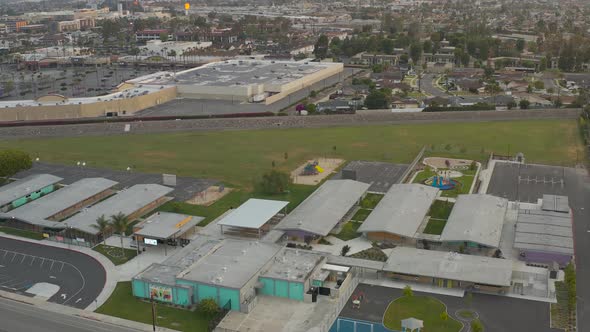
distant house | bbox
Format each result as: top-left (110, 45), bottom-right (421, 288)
top-left (391, 97), bottom-right (419, 109)
top-left (316, 100), bottom-right (354, 113)
top-left (424, 96), bottom-right (450, 107)
top-left (351, 52), bottom-right (400, 66)
top-left (455, 78), bottom-right (483, 92)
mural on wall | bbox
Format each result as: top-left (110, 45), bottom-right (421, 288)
top-left (150, 285), bottom-right (173, 302)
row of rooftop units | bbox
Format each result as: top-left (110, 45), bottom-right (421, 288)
top-left (0, 172), bottom-right (573, 312)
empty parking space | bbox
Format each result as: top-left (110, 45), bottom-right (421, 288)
top-left (0, 237), bottom-right (105, 309)
top-left (487, 162), bottom-right (568, 203)
top-left (15, 162), bottom-right (218, 201)
top-left (333, 161), bottom-right (409, 193)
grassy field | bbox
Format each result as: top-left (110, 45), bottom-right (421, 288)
top-left (0, 120), bottom-right (582, 188)
top-left (334, 221), bottom-right (362, 241)
top-left (383, 295), bottom-right (462, 332)
top-left (360, 193), bottom-right (384, 209)
top-left (93, 244), bottom-right (138, 265)
top-left (423, 219), bottom-right (447, 235)
top-left (428, 200), bottom-right (454, 219)
top-left (350, 208), bottom-right (372, 222)
top-left (413, 168), bottom-right (477, 197)
top-left (96, 282), bottom-right (210, 332)
top-left (157, 184), bottom-right (318, 226)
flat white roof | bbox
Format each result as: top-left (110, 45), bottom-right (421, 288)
top-left (322, 263), bottom-right (350, 273)
top-left (0, 174), bottom-right (63, 206)
top-left (440, 194), bottom-right (508, 248)
top-left (0, 178), bottom-right (117, 228)
top-left (276, 180), bottom-right (370, 236)
top-left (384, 247), bottom-right (513, 287)
top-left (358, 184), bottom-right (439, 238)
top-left (542, 195), bottom-right (569, 213)
top-left (217, 198), bottom-right (288, 229)
top-left (134, 212), bottom-right (204, 240)
top-left (515, 209), bottom-right (574, 255)
top-left (65, 184), bottom-right (173, 234)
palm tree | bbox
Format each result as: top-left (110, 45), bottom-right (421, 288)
top-left (110, 212), bottom-right (129, 255)
top-left (92, 215), bottom-right (111, 245)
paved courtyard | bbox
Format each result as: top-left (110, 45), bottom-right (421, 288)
top-left (15, 162), bottom-right (218, 201)
top-left (333, 161), bottom-right (409, 193)
top-left (338, 283), bottom-right (560, 332)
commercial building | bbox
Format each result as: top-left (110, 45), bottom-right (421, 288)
top-left (514, 196), bottom-right (573, 267)
top-left (217, 198), bottom-right (288, 238)
top-left (276, 180), bottom-right (370, 242)
top-left (358, 184), bottom-right (439, 243)
top-left (135, 29), bottom-right (171, 41)
top-left (0, 178), bottom-right (117, 231)
top-left (0, 174), bottom-right (63, 211)
top-left (141, 40), bottom-right (212, 56)
top-left (439, 194), bottom-right (508, 249)
top-left (129, 59), bottom-right (343, 105)
top-left (383, 247), bottom-right (513, 293)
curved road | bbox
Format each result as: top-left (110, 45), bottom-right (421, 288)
top-left (0, 237), bottom-right (105, 309)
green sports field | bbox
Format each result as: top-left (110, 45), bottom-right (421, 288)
top-left (0, 120), bottom-right (583, 188)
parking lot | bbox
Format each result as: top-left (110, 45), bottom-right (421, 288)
top-left (0, 237), bottom-right (105, 309)
top-left (337, 283), bottom-right (559, 332)
top-left (15, 161), bottom-right (218, 201)
top-left (333, 161), bottom-right (408, 193)
top-left (486, 162), bottom-right (568, 202)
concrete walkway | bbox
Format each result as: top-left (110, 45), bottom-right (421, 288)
top-left (361, 278), bottom-right (466, 298)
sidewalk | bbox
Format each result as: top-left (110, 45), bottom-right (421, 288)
top-left (360, 278), bottom-right (466, 298)
top-left (0, 289), bottom-right (179, 332)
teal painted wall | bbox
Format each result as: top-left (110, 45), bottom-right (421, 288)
top-left (197, 284), bottom-right (218, 302)
top-left (219, 287), bottom-right (240, 311)
top-left (275, 280), bottom-right (288, 298)
top-left (30, 192), bottom-right (41, 200)
top-left (312, 280), bottom-right (323, 287)
top-left (40, 185), bottom-right (54, 195)
top-left (132, 279), bottom-right (148, 298)
top-left (259, 277), bottom-right (275, 296)
top-left (11, 197), bottom-right (28, 208)
top-left (288, 282), bottom-right (304, 301)
top-left (174, 287), bottom-right (191, 306)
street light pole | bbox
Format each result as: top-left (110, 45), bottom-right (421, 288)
top-left (151, 296), bottom-right (157, 332)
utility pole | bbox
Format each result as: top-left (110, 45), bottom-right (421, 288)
top-left (151, 296), bottom-right (157, 332)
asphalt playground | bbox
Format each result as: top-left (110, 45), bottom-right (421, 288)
top-left (333, 161), bottom-right (409, 193)
top-left (15, 161), bottom-right (218, 201)
top-left (486, 162), bottom-right (567, 202)
top-left (338, 283), bottom-right (560, 332)
top-left (0, 237), bottom-right (105, 309)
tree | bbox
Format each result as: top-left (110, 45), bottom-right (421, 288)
top-left (0, 149), bottom-right (32, 181)
top-left (409, 42), bottom-right (423, 64)
top-left (423, 40), bottom-right (433, 54)
top-left (533, 80), bottom-right (544, 90)
top-left (516, 39), bottom-right (525, 52)
top-left (340, 245), bottom-right (351, 256)
top-left (92, 215), bottom-right (111, 245)
top-left (519, 99), bottom-right (530, 109)
top-left (198, 298), bottom-right (220, 317)
top-left (159, 32), bottom-right (168, 42)
top-left (255, 170), bottom-right (291, 194)
top-left (313, 34), bottom-right (329, 60)
top-left (440, 311), bottom-right (448, 322)
top-left (471, 319), bottom-right (483, 332)
top-left (507, 100), bottom-right (517, 110)
top-left (403, 285), bottom-right (413, 297)
top-left (364, 89), bottom-right (391, 109)
top-left (110, 212), bottom-right (129, 256)
top-left (306, 103), bottom-right (317, 114)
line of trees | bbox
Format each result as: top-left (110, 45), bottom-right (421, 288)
top-left (0, 149), bottom-right (32, 182)
top-left (92, 212), bottom-right (129, 255)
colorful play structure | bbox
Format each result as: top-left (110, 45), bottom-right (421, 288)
top-left (301, 161), bottom-right (324, 176)
top-left (423, 172), bottom-right (460, 190)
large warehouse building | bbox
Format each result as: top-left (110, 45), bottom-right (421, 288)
top-left (129, 59), bottom-right (343, 105)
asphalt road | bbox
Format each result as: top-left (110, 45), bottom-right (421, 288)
top-left (0, 296), bottom-right (146, 332)
top-left (421, 73), bottom-right (447, 97)
top-left (0, 237), bottom-right (105, 309)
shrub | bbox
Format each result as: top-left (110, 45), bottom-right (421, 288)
top-left (254, 170), bottom-right (291, 194)
top-left (198, 298), bottom-right (220, 317)
top-left (341, 245), bottom-right (351, 256)
top-left (403, 285), bottom-right (413, 297)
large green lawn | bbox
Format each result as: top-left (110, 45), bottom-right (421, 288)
top-left (96, 282), bottom-right (211, 332)
top-left (383, 295), bottom-right (462, 332)
top-left (0, 120), bottom-right (582, 188)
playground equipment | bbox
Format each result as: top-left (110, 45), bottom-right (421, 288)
top-left (423, 170), bottom-right (460, 190)
top-left (301, 161), bottom-right (324, 176)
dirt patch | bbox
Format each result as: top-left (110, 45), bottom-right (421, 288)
top-left (185, 185), bottom-right (233, 206)
top-left (291, 158), bottom-right (345, 185)
top-left (423, 157), bottom-right (473, 170)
